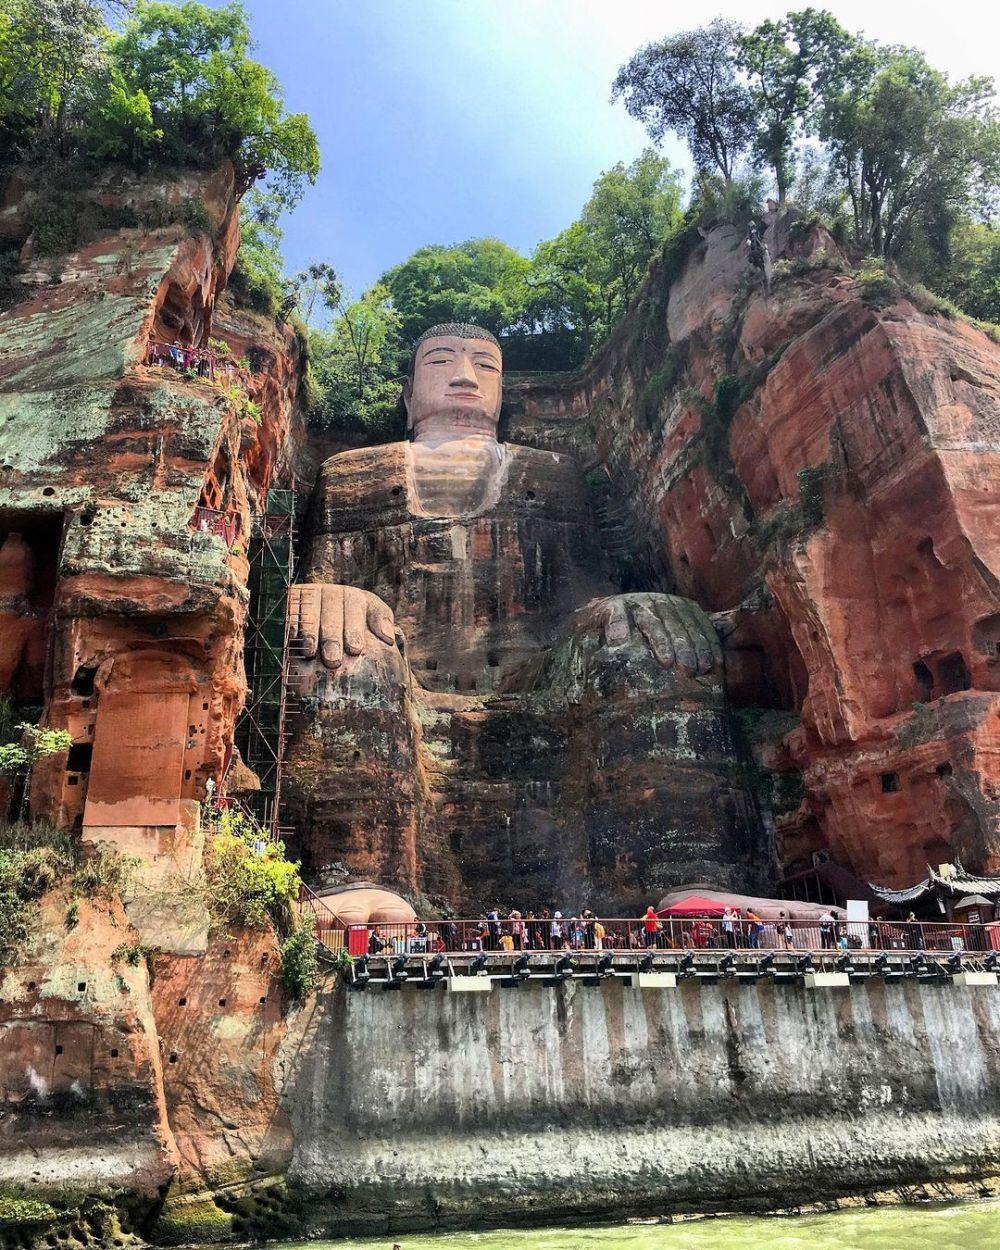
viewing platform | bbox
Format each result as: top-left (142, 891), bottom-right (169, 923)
top-left (293, 907), bottom-right (1000, 992)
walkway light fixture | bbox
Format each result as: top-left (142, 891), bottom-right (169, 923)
top-left (638, 953), bottom-right (655, 973)
top-left (678, 952), bottom-right (695, 978)
top-left (758, 952), bottom-right (775, 975)
top-left (470, 953), bottom-right (488, 976)
top-left (554, 954), bottom-right (575, 979)
top-left (596, 953), bottom-right (614, 978)
top-left (352, 956), bottom-right (370, 989)
top-left (391, 955), bottom-right (409, 982)
top-left (719, 953), bottom-right (735, 978)
top-left (513, 954), bottom-right (531, 980)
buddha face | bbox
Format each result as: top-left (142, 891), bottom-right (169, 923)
top-left (404, 334), bottom-right (502, 439)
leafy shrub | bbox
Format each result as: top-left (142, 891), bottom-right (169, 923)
top-left (111, 939), bottom-right (157, 967)
top-left (279, 919), bottom-right (319, 1001)
top-left (856, 263), bottom-right (901, 308)
top-left (204, 809), bottom-right (299, 931)
top-left (0, 837), bottom-right (74, 966)
top-left (73, 846), bottom-right (139, 900)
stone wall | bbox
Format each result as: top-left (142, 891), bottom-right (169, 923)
top-left (279, 976), bottom-right (1000, 1234)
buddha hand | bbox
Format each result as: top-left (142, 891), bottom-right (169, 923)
top-left (584, 592), bottom-right (721, 674)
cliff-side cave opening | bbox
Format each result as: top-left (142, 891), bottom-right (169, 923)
top-left (913, 659), bottom-right (934, 701)
top-left (0, 509), bottom-right (63, 704)
top-left (973, 613), bottom-right (1000, 660)
top-left (937, 651), bottom-right (972, 695)
top-left (153, 280), bottom-right (209, 346)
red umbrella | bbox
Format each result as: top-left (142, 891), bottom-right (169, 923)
top-left (657, 895), bottom-right (727, 918)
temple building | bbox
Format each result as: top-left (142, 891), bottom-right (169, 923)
top-left (868, 859), bottom-right (1000, 923)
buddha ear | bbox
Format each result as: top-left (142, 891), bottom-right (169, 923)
top-left (402, 377), bottom-right (413, 432)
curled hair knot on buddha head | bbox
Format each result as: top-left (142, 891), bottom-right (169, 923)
top-left (408, 323), bottom-right (500, 377)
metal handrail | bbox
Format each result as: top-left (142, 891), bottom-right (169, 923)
top-left (343, 916), bottom-right (1000, 957)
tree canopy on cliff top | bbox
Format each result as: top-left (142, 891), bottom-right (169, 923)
top-left (614, 10), bottom-right (1000, 275)
top-left (0, 0), bottom-right (318, 209)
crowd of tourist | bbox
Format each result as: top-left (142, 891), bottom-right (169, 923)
top-left (365, 903), bottom-right (875, 956)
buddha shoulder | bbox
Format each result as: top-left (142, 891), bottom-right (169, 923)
top-left (501, 443), bottom-right (592, 522)
top-left (314, 443), bottom-right (410, 532)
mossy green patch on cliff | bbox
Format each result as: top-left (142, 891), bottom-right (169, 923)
top-left (151, 1196), bottom-right (232, 1246)
top-left (0, 1195), bottom-right (59, 1228)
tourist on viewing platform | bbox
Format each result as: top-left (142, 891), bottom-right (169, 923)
top-left (643, 906), bottom-right (661, 948)
top-left (537, 909), bottom-right (551, 949)
top-left (581, 908), bottom-right (596, 947)
top-left (747, 909), bottom-right (764, 949)
top-left (570, 916), bottom-right (586, 949)
top-left (819, 910), bottom-right (836, 949)
top-left (551, 911), bottom-right (566, 949)
top-left (779, 913), bottom-right (794, 950)
top-left (509, 910), bottom-right (525, 950)
top-left (593, 918), bottom-right (606, 951)
top-left (722, 906), bottom-right (736, 948)
top-left (486, 908), bottom-right (500, 950)
top-left (906, 911), bottom-right (924, 950)
top-left (368, 927), bottom-right (388, 955)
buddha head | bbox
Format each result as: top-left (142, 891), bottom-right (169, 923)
top-left (403, 323), bottom-right (502, 442)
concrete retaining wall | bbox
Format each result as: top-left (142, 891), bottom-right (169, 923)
top-left (278, 976), bottom-right (1000, 1233)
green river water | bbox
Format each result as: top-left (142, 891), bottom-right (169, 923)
top-left (268, 1200), bottom-right (1000, 1250)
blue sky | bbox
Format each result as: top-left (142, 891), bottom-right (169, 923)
top-left (238, 0), bottom-right (1000, 295)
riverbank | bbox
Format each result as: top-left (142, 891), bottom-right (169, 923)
top-left (266, 1196), bottom-right (1000, 1249)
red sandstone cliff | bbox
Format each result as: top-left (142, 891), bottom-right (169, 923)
top-left (0, 164), bottom-right (303, 1241)
top-left (509, 211), bottom-right (1000, 890)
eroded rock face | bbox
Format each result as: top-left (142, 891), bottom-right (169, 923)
top-left (508, 210), bottom-right (1000, 889)
top-left (0, 164), bottom-right (299, 1238)
top-left (0, 166), bottom-right (303, 901)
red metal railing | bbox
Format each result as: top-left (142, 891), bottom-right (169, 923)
top-left (343, 916), bottom-right (1000, 959)
top-left (190, 505), bottom-right (240, 547)
top-left (144, 340), bottom-right (237, 382)
top-left (297, 883), bottom-right (351, 954)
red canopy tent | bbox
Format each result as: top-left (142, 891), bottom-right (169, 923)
top-left (658, 895), bottom-right (727, 918)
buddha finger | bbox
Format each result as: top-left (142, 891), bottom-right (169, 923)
top-left (343, 590), bottom-right (367, 655)
top-left (634, 602), bottom-right (676, 668)
top-left (295, 585), bottom-right (319, 659)
top-left (657, 597), bottom-right (698, 672)
top-left (320, 585), bottom-right (344, 669)
top-left (602, 597), bottom-right (629, 648)
top-left (677, 597), bottom-right (722, 673)
top-left (366, 598), bottom-right (396, 645)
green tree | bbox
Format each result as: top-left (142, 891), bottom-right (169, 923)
top-left (812, 37), bottom-right (999, 259)
top-left (108, 1), bottom-right (319, 203)
top-left (582, 148), bottom-right (683, 320)
top-left (380, 238), bottom-right (530, 348)
top-left (292, 261), bottom-right (341, 325)
top-left (612, 19), bottom-right (755, 183)
top-left (737, 10), bottom-right (850, 203)
top-left (526, 221), bottom-right (603, 363)
top-left (308, 284), bottom-right (403, 436)
top-left (932, 219), bottom-right (1000, 322)
top-left (0, 0), bottom-right (109, 159)
top-left (227, 187), bottom-right (293, 316)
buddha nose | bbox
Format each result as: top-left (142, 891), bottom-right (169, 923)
top-left (449, 354), bottom-right (479, 389)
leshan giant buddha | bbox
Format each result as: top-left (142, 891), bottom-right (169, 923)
top-left (284, 324), bottom-right (761, 910)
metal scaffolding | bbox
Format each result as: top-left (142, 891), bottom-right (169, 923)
top-left (233, 488), bottom-right (298, 835)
